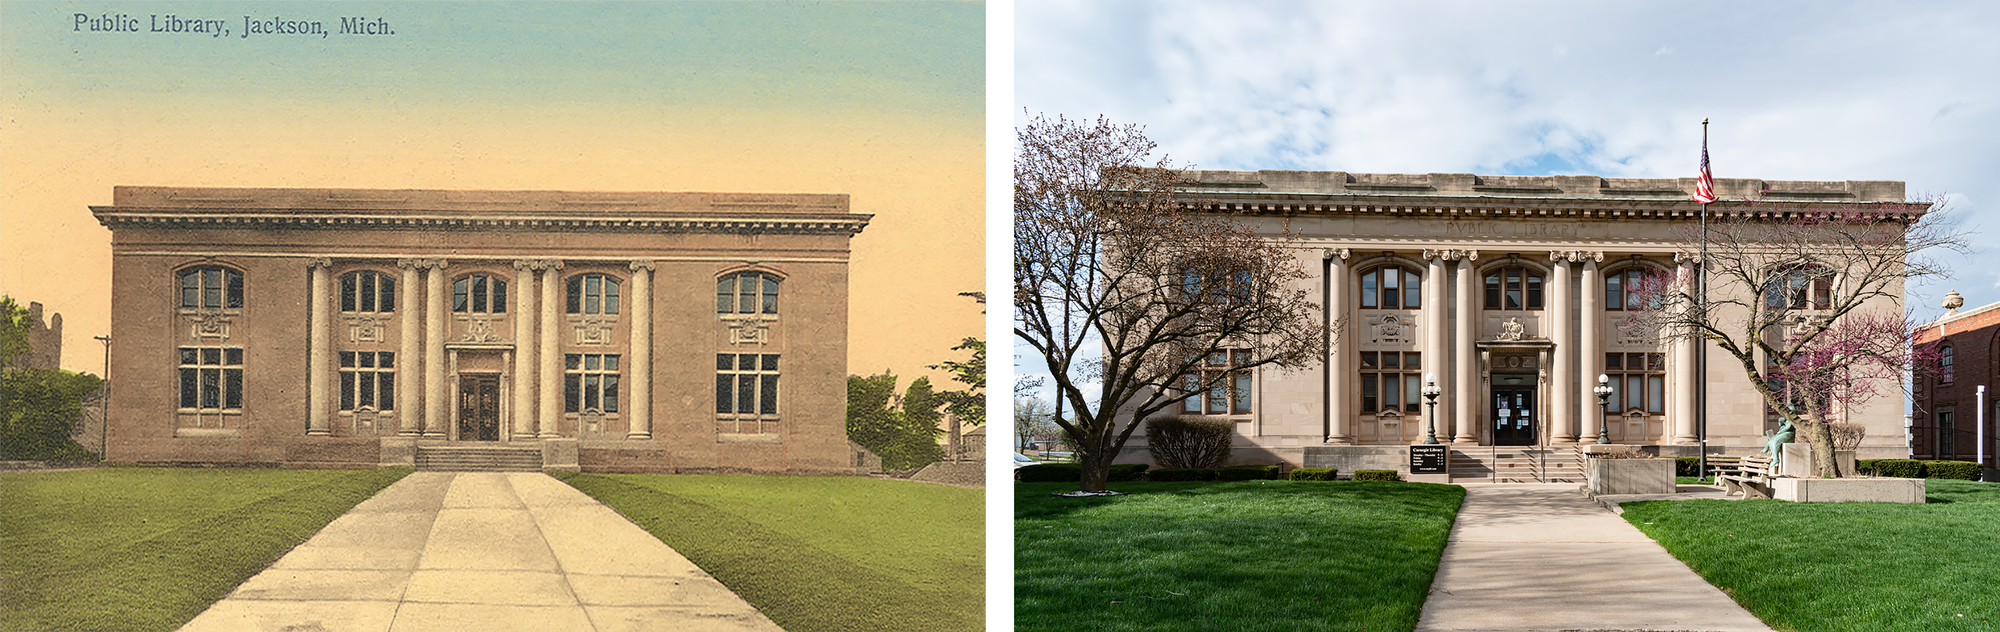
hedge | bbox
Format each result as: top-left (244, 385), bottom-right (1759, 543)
top-left (1148, 467), bottom-right (1217, 482)
top-left (1017, 463), bottom-right (1082, 482)
top-left (1353, 469), bottom-right (1401, 482)
top-left (1672, 457), bottom-right (1701, 478)
top-left (1287, 467), bottom-right (1337, 481)
top-left (1868, 459), bottom-right (1924, 478)
top-left (1108, 463), bottom-right (1151, 482)
top-left (1921, 460), bottom-right (1985, 481)
top-left (1217, 465), bottom-right (1280, 481)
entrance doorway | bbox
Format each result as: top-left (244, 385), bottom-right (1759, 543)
top-left (1492, 384), bottom-right (1536, 446)
top-left (457, 375), bottom-right (501, 441)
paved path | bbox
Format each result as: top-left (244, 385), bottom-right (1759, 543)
top-left (1415, 484), bottom-right (1773, 632)
top-left (179, 471), bottom-right (783, 632)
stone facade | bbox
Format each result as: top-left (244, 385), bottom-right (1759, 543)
top-left (1112, 170), bottom-right (1913, 467)
top-left (93, 186), bottom-right (867, 473)
top-left (5, 301), bottom-right (63, 370)
top-left (1912, 295), bottom-right (1999, 470)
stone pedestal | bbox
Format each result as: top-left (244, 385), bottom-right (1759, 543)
top-left (541, 438), bottom-right (580, 472)
top-left (1773, 477), bottom-right (1924, 503)
top-left (1586, 457), bottom-right (1676, 495)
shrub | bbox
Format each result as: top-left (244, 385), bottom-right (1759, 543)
top-left (1287, 467), bottom-right (1337, 481)
top-left (1107, 463), bottom-right (1150, 482)
top-left (1148, 467), bottom-right (1217, 482)
top-left (1870, 459), bottom-right (1924, 478)
top-left (1353, 469), bottom-right (1401, 482)
top-left (1921, 460), bottom-right (1984, 481)
top-left (1, 368), bottom-right (103, 460)
top-left (1017, 463), bottom-right (1081, 483)
top-left (1673, 457), bottom-right (1701, 477)
top-left (1145, 416), bottom-right (1233, 469)
top-left (1218, 465), bottom-right (1280, 481)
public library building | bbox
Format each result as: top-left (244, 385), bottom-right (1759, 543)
top-left (94, 186), bottom-right (868, 473)
top-left (1123, 170), bottom-right (1914, 479)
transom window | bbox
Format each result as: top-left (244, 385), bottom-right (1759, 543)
top-left (451, 274), bottom-right (508, 313)
top-left (339, 351), bottom-right (395, 411)
top-left (1180, 349), bottom-right (1252, 415)
top-left (717, 272), bottom-right (779, 315)
top-left (565, 353), bottom-right (620, 414)
top-left (178, 266), bottom-right (244, 309)
top-left (1765, 266), bottom-right (1832, 310)
top-left (566, 274), bottom-right (621, 315)
top-left (716, 353), bottom-right (780, 433)
top-left (1360, 351), bottom-right (1421, 414)
top-left (1604, 268), bottom-right (1656, 311)
top-left (1605, 352), bottom-right (1665, 414)
top-left (1180, 268), bottom-right (1254, 303)
top-left (1484, 266), bottom-right (1544, 310)
top-left (340, 271), bottom-right (397, 313)
top-left (1360, 266), bottom-right (1421, 309)
top-left (178, 346), bottom-right (243, 410)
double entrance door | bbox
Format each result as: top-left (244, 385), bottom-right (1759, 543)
top-left (457, 375), bottom-right (500, 441)
top-left (1492, 385), bottom-right (1536, 446)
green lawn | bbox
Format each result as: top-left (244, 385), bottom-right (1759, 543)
top-left (0, 466), bottom-right (410, 632)
top-left (1621, 479), bottom-right (2000, 632)
top-left (1016, 480), bottom-right (1465, 632)
top-left (553, 472), bottom-right (983, 632)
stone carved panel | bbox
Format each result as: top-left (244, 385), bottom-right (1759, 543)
top-left (344, 314), bottom-right (388, 344)
top-left (1364, 314), bottom-right (1413, 345)
top-left (569, 314), bottom-right (616, 345)
top-left (1613, 317), bottom-right (1658, 346)
top-left (1496, 317), bottom-right (1526, 341)
top-left (1493, 355), bottom-right (1539, 370)
top-left (457, 314), bottom-right (504, 343)
top-left (726, 316), bottom-right (772, 346)
top-left (188, 309), bottom-right (232, 340)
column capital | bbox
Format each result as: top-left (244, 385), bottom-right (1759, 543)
top-left (1322, 248), bottom-right (1352, 261)
top-left (512, 259), bottom-right (535, 270)
top-left (1442, 249), bottom-right (1478, 262)
top-left (1674, 252), bottom-right (1702, 264)
top-left (307, 257), bottom-right (335, 269)
top-left (538, 259), bottom-right (564, 271)
top-left (410, 258), bottom-right (450, 270)
top-left (1549, 250), bottom-right (1603, 263)
top-left (628, 259), bottom-right (656, 272)
top-left (398, 258), bottom-right (422, 270)
top-left (1422, 249), bottom-right (1446, 261)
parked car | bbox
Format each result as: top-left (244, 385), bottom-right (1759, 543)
top-left (1014, 452), bottom-right (1040, 469)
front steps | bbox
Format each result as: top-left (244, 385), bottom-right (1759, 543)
top-left (1449, 446), bottom-right (1584, 483)
top-left (415, 444), bottom-right (544, 472)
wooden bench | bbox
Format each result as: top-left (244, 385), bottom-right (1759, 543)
top-left (1716, 453), bottom-right (1774, 499)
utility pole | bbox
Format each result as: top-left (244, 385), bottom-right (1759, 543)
top-left (95, 335), bottom-right (110, 460)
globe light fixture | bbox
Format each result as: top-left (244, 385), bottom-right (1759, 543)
top-left (1593, 373), bottom-right (1614, 445)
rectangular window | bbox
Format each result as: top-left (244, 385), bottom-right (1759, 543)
top-left (1607, 352), bottom-right (1664, 415)
top-left (1177, 349), bottom-right (1252, 416)
top-left (177, 345), bottom-right (243, 410)
top-left (564, 353), bottom-right (620, 414)
top-left (1360, 351), bottom-right (1424, 416)
top-left (1404, 269), bottom-right (1421, 309)
top-left (338, 351), bottom-right (396, 411)
top-left (1361, 374), bottom-right (1378, 413)
top-left (1484, 273), bottom-right (1501, 309)
top-left (716, 353), bottom-right (780, 433)
top-left (1361, 271), bottom-right (1378, 308)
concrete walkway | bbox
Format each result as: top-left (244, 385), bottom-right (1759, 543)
top-left (1415, 484), bottom-right (1774, 632)
top-left (178, 471), bottom-right (783, 632)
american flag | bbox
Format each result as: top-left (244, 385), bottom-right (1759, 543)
top-left (1692, 138), bottom-right (1717, 204)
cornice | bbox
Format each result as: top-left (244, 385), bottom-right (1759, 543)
top-left (92, 209), bottom-right (873, 236)
top-left (1173, 192), bottom-right (1922, 221)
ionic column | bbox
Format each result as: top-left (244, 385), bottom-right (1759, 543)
top-left (1549, 252), bottom-right (1575, 444)
top-left (1673, 254), bottom-right (1700, 444)
top-left (307, 258), bottom-right (334, 436)
top-left (1578, 253), bottom-right (1605, 442)
top-left (423, 259), bottom-right (449, 438)
top-left (1325, 249), bottom-right (1353, 444)
top-left (1422, 250), bottom-right (1449, 443)
top-left (1452, 251), bottom-right (1479, 444)
top-left (512, 260), bottom-right (538, 439)
top-left (538, 261), bottom-right (564, 438)
top-left (397, 260), bottom-right (422, 435)
top-left (627, 260), bottom-right (655, 439)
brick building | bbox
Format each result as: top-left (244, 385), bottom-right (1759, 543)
top-left (93, 186), bottom-right (868, 473)
top-left (1913, 291), bottom-right (1998, 475)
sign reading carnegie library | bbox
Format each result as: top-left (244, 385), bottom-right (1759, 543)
top-left (1130, 170), bottom-right (1913, 473)
top-left (93, 186), bottom-right (869, 473)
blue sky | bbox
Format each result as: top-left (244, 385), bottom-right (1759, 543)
top-left (1012, 0), bottom-right (2000, 404)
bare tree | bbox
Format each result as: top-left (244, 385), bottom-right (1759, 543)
top-left (1625, 196), bottom-right (1964, 477)
top-left (1014, 396), bottom-right (1055, 452)
top-left (1014, 113), bottom-right (1325, 492)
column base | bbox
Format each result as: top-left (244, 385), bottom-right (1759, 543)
top-left (625, 432), bottom-right (653, 440)
top-left (1453, 434), bottom-right (1479, 445)
top-left (1551, 435), bottom-right (1578, 445)
top-left (305, 430), bottom-right (332, 437)
top-left (1323, 435), bottom-right (1353, 445)
top-left (422, 431), bottom-right (445, 439)
top-left (539, 432), bottom-right (563, 439)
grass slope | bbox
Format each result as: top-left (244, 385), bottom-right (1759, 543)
top-left (554, 473), bottom-right (982, 632)
top-left (0, 467), bottom-right (410, 632)
top-left (1016, 480), bottom-right (1465, 632)
top-left (1621, 479), bottom-right (2000, 632)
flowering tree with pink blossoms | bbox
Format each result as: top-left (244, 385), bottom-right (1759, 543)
top-left (1623, 196), bottom-right (1965, 477)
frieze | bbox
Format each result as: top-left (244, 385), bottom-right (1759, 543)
top-left (1444, 221), bottom-right (1578, 238)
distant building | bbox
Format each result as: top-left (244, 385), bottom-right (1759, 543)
top-left (1913, 291), bottom-right (1998, 472)
top-left (5, 301), bottom-right (63, 370)
top-left (93, 186), bottom-right (869, 473)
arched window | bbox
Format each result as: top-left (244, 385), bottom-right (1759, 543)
top-left (717, 272), bottom-right (779, 315)
top-left (178, 266), bottom-right (244, 309)
top-left (565, 274), bottom-right (621, 314)
top-left (339, 271), bottom-right (396, 313)
top-left (451, 274), bottom-right (507, 313)
top-left (1941, 345), bottom-right (1955, 384)
top-left (1764, 266), bottom-right (1831, 310)
top-left (1484, 266), bottom-right (1543, 310)
top-left (1359, 265), bottom-right (1420, 309)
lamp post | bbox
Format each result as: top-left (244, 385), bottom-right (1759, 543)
top-left (1422, 373), bottom-right (1441, 445)
top-left (1594, 374), bottom-right (1613, 445)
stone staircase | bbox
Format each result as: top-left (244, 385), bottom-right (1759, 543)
top-left (415, 444), bottom-right (544, 472)
top-left (1449, 446), bottom-right (1584, 483)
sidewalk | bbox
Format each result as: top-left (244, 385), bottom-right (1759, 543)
top-left (1414, 483), bottom-right (1773, 632)
top-left (178, 471), bottom-right (783, 632)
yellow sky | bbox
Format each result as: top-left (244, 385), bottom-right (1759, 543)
top-left (0, 3), bottom-right (984, 385)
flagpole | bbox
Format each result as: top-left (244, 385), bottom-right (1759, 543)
top-left (1698, 119), bottom-right (1710, 481)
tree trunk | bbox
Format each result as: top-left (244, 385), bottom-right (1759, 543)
top-left (1078, 447), bottom-right (1110, 492)
top-left (1801, 419), bottom-right (1838, 478)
